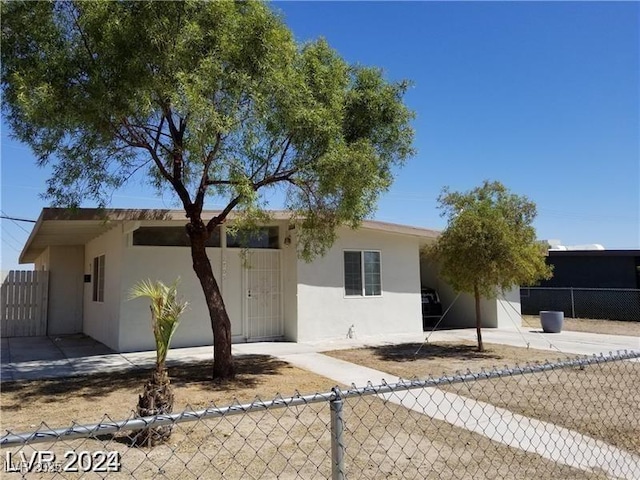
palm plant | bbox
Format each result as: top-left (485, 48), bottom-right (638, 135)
top-left (129, 279), bottom-right (187, 446)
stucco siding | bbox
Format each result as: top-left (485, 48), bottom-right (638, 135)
top-left (84, 225), bottom-right (124, 350)
top-left (34, 248), bottom-right (50, 272)
top-left (282, 229), bottom-right (298, 341)
top-left (296, 228), bottom-right (422, 342)
top-left (47, 245), bottom-right (84, 335)
top-left (493, 288), bottom-right (522, 328)
top-left (119, 245), bottom-right (224, 352)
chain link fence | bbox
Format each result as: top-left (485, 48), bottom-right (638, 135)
top-left (521, 287), bottom-right (640, 321)
top-left (2, 351), bottom-right (639, 479)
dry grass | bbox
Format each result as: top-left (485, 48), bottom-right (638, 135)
top-left (0, 354), bottom-right (337, 433)
top-left (325, 341), bottom-right (574, 379)
top-left (325, 341), bottom-right (640, 455)
top-left (1, 397), bottom-right (603, 480)
top-left (522, 315), bottom-right (640, 336)
top-left (1, 349), bottom-right (625, 478)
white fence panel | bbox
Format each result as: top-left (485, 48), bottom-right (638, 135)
top-left (1, 270), bottom-right (49, 336)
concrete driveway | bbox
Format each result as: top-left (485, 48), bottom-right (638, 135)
top-left (1, 327), bottom-right (638, 382)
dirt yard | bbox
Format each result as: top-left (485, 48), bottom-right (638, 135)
top-left (1, 351), bottom-right (613, 479)
top-left (0, 354), bottom-right (338, 433)
top-left (522, 315), bottom-right (640, 336)
top-left (325, 341), bottom-right (640, 455)
top-left (2, 381), bottom-right (603, 480)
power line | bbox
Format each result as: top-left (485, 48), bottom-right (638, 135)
top-left (0, 214), bottom-right (36, 223)
top-left (0, 211), bottom-right (34, 234)
top-left (1, 224), bottom-right (25, 248)
top-left (1, 236), bottom-right (21, 253)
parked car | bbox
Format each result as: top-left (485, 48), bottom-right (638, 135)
top-left (421, 287), bottom-right (443, 330)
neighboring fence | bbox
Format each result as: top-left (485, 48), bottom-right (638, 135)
top-left (1, 270), bottom-right (49, 337)
top-left (2, 351), bottom-right (639, 479)
top-left (521, 287), bottom-right (640, 321)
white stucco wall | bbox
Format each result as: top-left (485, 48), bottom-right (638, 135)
top-left (47, 245), bottom-right (84, 335)
top-left (34, 248), bottom-right (50, 272)
top-left (281, 228), bottom-right (298, 341)
top-left (84, 225), bottom-right (125, 350)
top-left (493, 288), bottom-right (522, 329)
top-left (117, 220), bottom-right (291, 351)
top-left (296, 228), bottom-right (423, 342)
top-left (119, 245), bottom-right (224, 352)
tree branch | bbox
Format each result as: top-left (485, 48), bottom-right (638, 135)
top-left (207, 195), bottom-right (243, 233)
top-left (194, 132), bottom-right (223, 212)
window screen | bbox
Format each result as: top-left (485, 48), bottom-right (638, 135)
top-left (344, 251), bottom-right (381, 296)
top-left (363, 251), bottom-right (381, 296)
top-left (226, 227), bottom-right (279, 249)
top-left (344, 251), bottom-right (363, 296)
top-left (92, 255), bottom-right (105, 302)
top-left (132, 227), bottom-right (221, 247)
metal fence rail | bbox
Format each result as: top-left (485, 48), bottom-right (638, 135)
top-left (521, 287), bottom-right (640, 321)
top-left (2, 351), bottom-right (639, 479)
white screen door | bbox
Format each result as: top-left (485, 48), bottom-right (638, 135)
top-left (245, 250), bottom-right (282, 340)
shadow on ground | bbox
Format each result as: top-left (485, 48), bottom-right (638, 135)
top-left (1, 354), bottom-right (288, 409)
top-left (370, 342), bottom-right (503, 363)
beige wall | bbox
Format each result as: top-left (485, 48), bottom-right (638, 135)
top-left (296, 228), bottom-right (423, 342)
top-left (117, 220), bottom-right (291, 351)
top-left (34, 248), bottom-right (50, 272)
top-left (84, 225), bottom-right (124, 350)
top-left (47, 245), bottom-right (84, 335)
top-left (281, 227), bottom-right (298, 341)
top-left (119, 245), bottom-right (223, 352)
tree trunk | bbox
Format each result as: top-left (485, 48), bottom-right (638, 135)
top-left (134, 366), bottom-right (174, 447)
top-left (187, 219), bottom-right (235, 380)
top-left (474, 283), bottom-right (484, 352)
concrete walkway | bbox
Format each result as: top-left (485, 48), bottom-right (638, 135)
top-left (2, 329), bottom-right (639, 478)
top-left (1, 327), bottom-right (638, 382)
top-left (259, 350), bottom-right (640, 480)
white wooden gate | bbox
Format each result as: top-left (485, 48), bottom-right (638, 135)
top-left (1, 270), bottom-right (49, 337)
top-left (244, 251), bottom-right (283, 340)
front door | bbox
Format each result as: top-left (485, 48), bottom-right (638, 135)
top-left (244, 250), bottom-right (282, 340)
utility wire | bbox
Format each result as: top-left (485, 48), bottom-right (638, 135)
top-left (0, 211), bottom-right (34, 234)
top-left (1, 225), bottom-right (25, 247)
top-left (1, 236), bottom-right (21, 253)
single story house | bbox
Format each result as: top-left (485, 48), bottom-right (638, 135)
top-left (18, 208), bottom-right (521, 352)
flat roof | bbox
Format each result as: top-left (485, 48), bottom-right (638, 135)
top-left (548, 250), bottom-right (640, 258)
top-left (20, 208), bottom-right (440, 263)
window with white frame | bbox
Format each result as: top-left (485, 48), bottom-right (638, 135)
top-left (92, 254), bottom-right (105, 302)
top-left (344, 250), bottom-right (382, 296)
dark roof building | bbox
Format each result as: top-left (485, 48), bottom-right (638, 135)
top-left (536, 250), bottom-right (640, 289)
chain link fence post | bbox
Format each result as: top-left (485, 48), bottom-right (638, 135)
top-left (570, 287), bottom-right (575, 317)
top-left (330, 387), bottom-right (346, 480)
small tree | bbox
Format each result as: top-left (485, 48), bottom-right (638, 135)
top-left (129, 279), bottom-right (187, 446)
top-left (1, 1), bottom-right (414, 379)
top-left (426, 181), bottom-right (552, 351)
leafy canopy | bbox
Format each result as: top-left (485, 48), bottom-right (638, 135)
top-left (427, 180), bottom-right (552, 298)
top-left (1, 0), bottom-right (415, 259)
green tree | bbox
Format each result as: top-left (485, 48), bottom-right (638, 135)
top-left (426, 181), bottom-right (552, 351)
top-left (1, 1), bottom-right (414, 378)
top-left (129, 279), bottom-right (187, 446)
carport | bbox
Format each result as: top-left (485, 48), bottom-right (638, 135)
top-left (418, 247), bottom-right (522, 330)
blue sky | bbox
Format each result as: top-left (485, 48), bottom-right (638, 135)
top-left (1, 1), bottom-right (638, 271)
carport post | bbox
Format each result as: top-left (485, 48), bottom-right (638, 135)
top-left (330, 388), bottom-right (346, 480)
